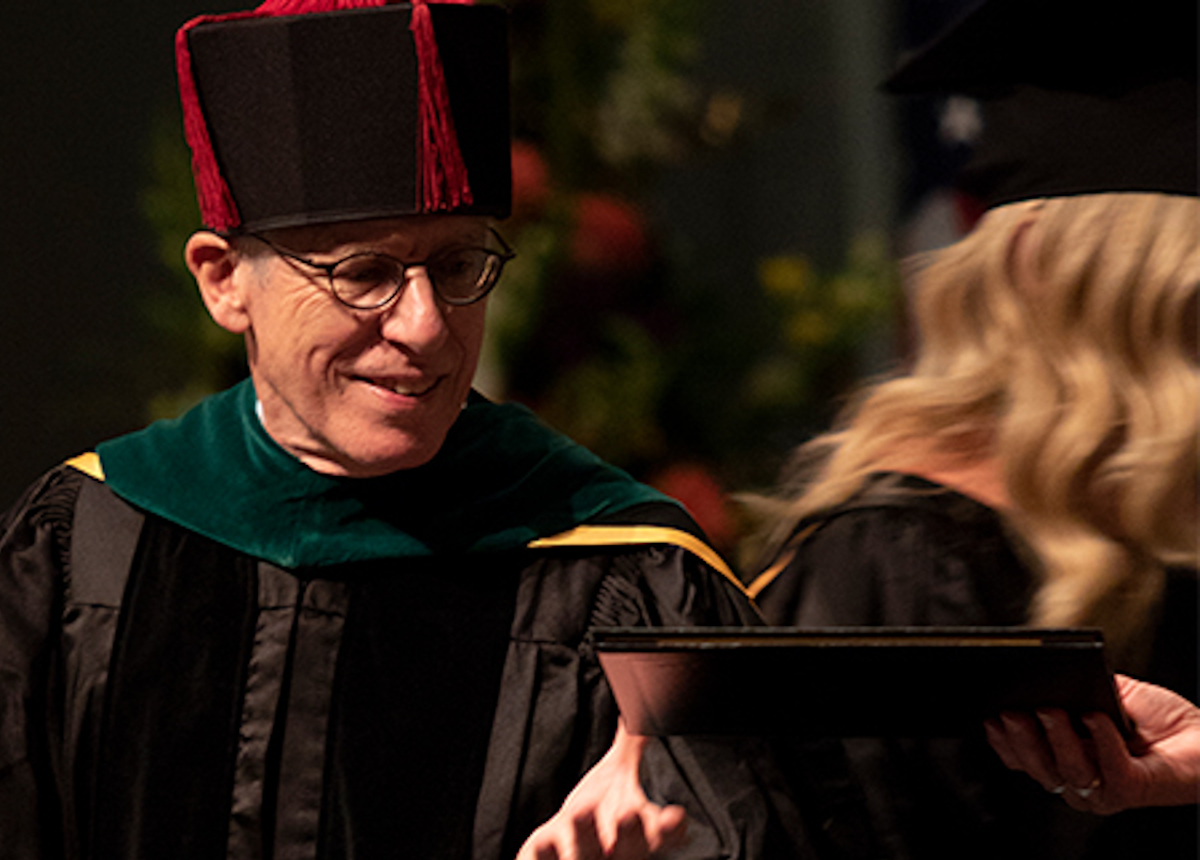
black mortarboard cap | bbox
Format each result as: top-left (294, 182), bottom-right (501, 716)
top-left (885, 0), bottom-right (1198, 207)
top-left (179, 2), bottom-right (511, 233)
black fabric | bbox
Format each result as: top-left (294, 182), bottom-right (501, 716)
top-left (1139, 569), bottom-right (1199, 701)
top-left (767, 736), bottom-right (885, 860)
top-left (70, 479), bottom-right (143, 608)
top-left (91, 516), bottom-right (259, 860)
top-left (1, 469), bottom-right (828, 860)
top-left (959, 79), bottom-right (1198, 208)
top-left (885, 0), bottom-right (1196, 96)
top-left (884, 0), bottom-right (1198, 206)
top-left (486, 538), bottom-right (779, 860)
top-left (55, 477), bottom-right (144, 860)
top-left (319, 554), bottom-right (521, 859)
top-left (755, 472), bottom-right (1199, 860)
top-left (0, 468), bottom-right (84, 860)
top-left (759, 474), bottom-right (1033, 629)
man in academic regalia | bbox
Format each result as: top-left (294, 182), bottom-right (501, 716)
top-left (0, 3), bottom-right (821, 858)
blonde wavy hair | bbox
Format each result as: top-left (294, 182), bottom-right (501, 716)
top-left (750, 192), bottom-right (1199, 658)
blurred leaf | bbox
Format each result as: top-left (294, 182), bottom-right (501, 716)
top-left (537, 317), bottom-right (666, 465)
top-left (138, 104), bottom-right (243, 419)
top-left (759, 255), bottom-right (813, 299)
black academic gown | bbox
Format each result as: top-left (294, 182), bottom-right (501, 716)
top-left (0, 383), bottom-right (830, 860)
top-left (751, 472), bottom-right (1199, 860)
top-left (0, 466), bottom-right (834, 860)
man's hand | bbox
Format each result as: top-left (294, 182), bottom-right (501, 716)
top-left (516, 720), bottom-right (689, 860)
top-left (985, 674), bottom-right (1200, 814)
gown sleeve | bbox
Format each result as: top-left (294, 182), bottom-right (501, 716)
top-left (493, 536), bottom-right (877, 860)
top-left (0, 467), bottom-right (81, 860)
top-left (592, 543), bottom-right (806, 860)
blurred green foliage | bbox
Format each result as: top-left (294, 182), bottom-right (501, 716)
top-left (139, 108), bottom-right (242, 421)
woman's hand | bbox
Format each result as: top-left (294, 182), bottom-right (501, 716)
top-left (985, 674), bottom-right (1200, 814)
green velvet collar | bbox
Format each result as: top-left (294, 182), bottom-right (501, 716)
top-left (97, 380), bottom-right (674, 568)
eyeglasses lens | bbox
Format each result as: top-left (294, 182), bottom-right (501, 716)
top-left (428, 249), bottom-right (498, 303)
top-left (330, 255), bottom-right (403, 308)
top-left (330, 249), bottom-right (502, 308)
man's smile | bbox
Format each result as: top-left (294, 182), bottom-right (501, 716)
top-left (353, 374), bottom-right (441, 398)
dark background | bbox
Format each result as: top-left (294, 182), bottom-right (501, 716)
top-left (0, 2), bottom-right (244, 502)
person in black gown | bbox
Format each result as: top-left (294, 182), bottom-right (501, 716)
top-left (744, 1), bottom-right (1198, 857)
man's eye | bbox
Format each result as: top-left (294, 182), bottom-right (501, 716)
top-left (335, 257), bottom-right (395, 285)
top-left (432, 250), bottom-right (483, 280)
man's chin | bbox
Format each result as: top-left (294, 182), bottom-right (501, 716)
top-left (335, 433), bottom-right (448, 478)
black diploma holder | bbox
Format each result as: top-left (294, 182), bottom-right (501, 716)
top-left (594, 627), bottom-right (1130, 738)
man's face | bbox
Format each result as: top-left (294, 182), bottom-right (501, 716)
top-left (233, 216), bottom-right (491, 477)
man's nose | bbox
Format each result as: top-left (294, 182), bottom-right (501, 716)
top-left (377, 268), bottom-right (450, 352)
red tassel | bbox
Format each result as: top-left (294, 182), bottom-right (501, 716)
top-left (255, 0), bottom-right (389, 14)
top-left (177, 0), bottom-right (472, 229)
top-left (177, 12), bottom-right (261, 231)
top-left (410, 0), bottom-right (474, 211)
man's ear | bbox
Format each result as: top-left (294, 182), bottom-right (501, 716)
top-left (185, 231), bottom-right (251, 334)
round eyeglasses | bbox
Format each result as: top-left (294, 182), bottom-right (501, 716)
top-left (246, 228), bottom-right (516, 309)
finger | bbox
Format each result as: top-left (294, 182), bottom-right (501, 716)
top-left (985, 718), bottom-right (1023, 771)
top-left (1083, 713), bottom-right (1133, 781)
top-left (570, 811), bottom-right (606, 860)
top-left (1082, 713), bottom-right (1138, 813)
top-left (650, 806), bottom-right (689, 855)
top-left (608, 812), bottom-right (651, 860)
top-left (515, 835), bottom-right (559, 860)
top-left (1113, 674), bottom-right (1137, 697)
top-left (515, 822), bottom-right (560, 860)
top-left (639, 804), bottom-right (688, 854)
top-left (1037, 710), bottom-right (1099, 792)
top-left (999, 712), bottom-right (1065, 792)
top-left (654, 804), bottom-right (688, 837)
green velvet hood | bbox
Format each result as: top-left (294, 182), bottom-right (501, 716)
top-left (96, 380), bottom-right (674, 568)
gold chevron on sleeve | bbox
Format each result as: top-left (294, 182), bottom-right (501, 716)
top-left (529, 525), bottom-right (743, 592)
top-left (745, 521), bottom-right (820, 599)
top-left (745, 550), bottom-right (793, 599)
top-left (64, 452), bottom-right (106, 482)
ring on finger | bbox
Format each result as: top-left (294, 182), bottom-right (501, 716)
top-left (1073, 777), bottom-right (1102, 799)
